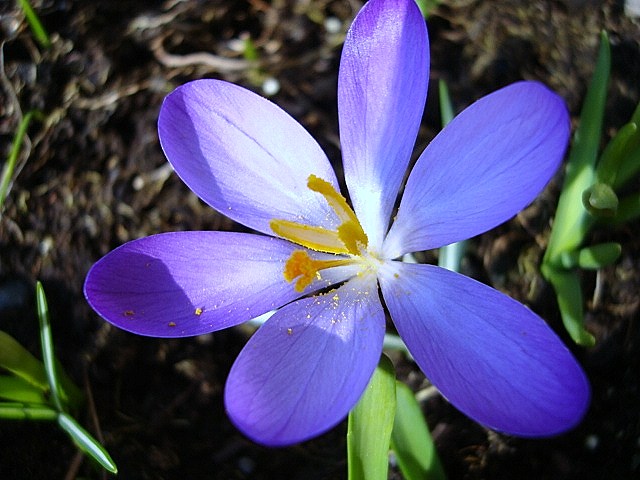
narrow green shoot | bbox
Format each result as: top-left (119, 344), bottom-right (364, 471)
top-left (605, 101), bottom-right (640, 190)
top-left (438, 79), bottom-right (467, 273)
top-left (544, 32), bottom-right (610, 267)
top-left (437, 79), bottom-right (454, 125)
top-left (0, 283), bottom-right (117, 474)
top-left (0, 111), bottom-right (38, 213)
top-left (541, 31), bottom-right (612, 347)
top-left (391, 382), bottom-right (446, 480)
top-left (608, 191), bottom-right (640, 226)
top-left (414, 0), bottom-right (441, 17)
top-left (541, 30), bottom-right (640, 346)
top-left (347, 355), bottom-right (397, 480)
top-left (242, 35), bottom-right (259, 62)
top-left (0, 329), bottom-right (51, 392)
top-left (0, 403), bottom-right (58, 421)
top-left (35, 281), bottom-right (63, 411)
top-left (0, 376), bottom-right (48, 404)
top-left (17, 0), bottom-right (51, 49)
top-left (58, 412), bottom-right (118, 474)
top-left (35, 282), bottom-right (118, 473)
top-left (0, 329), bottom-right (81, 407)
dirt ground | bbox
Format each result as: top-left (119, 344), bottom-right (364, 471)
top-left (1, 0), bottom-right (639, 478)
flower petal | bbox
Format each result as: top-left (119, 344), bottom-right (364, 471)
top-left (378, 261), bottom-right (590, 436)
top-left (84, 232), bottom-right (354, 337)
top-left (225, 274), bottom-right (385, 445)
top-left (383, 81), bottom-right (570, 257)
top-left (158, 80), bottom-right (340, 235)
top-left (338, 0), bottom-right (429, 250)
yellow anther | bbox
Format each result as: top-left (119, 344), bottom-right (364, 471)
top-left (306, 175), bottom-right (357, 226)
top-left (270, 175), bottom-right (368, 255)
top-left (271, 221), bottom-right (349, 255)
top-left (284, 250), bottom-right (353, 292)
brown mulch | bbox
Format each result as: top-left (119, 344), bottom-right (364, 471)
top-left (1, 1), bottom-right (639, 478)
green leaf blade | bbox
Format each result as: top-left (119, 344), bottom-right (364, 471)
top-left (17, 0), bottom-right (51, 49)
top-left (347, 355), bottom-right (397, 480)
top-left (391, 382), bottom-right (446, 480)
top-left (36, 281), bottom-right (64, 412)
top-left (544, 31), bottom-right (611, 265)
top-left (437, 79), bottom-right (467, 273)
top-left (541, 265), bottom-right (595, 347)
top-left (582, 182), bottom-right (618, 217)
top-left (57, 412), bottom-right (118, 474)
top-left (0, 330), bottom-right (49, 391)
top-left (0, 376), bottom-right (49, 404)
top-left (1, 111), bottom-right (36, 214)
top-left (0, 402), bottom-right (58, 421)
top-left (34, 282), bottom-right (83, 409)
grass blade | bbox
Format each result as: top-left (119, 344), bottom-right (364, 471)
top-left (391, 382), bottom-right (446, 480)
top-left (0, 402), bottom-right (58, 421)
top-left (0, 376), bottom-right (48, 404)
top-left (0, 330), bottom-right (50, 390)
top-left (544, 31), bottom-right (610, 264)
top-left (58, 412), bottom-right (118, 474)
top-left (437, 79), bottom-right (467, 273)
top-left (17, 0), bottom-right (51, 49)
top-left (35, 281), bottom-right (63, 411)
top-left (0, 111), bottom-right (35, 213)
top-left (541, 265), bottom-right (595, 346)
top-left (347, 355), bottom-right (397, 480)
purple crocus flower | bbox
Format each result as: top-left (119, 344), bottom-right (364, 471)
top-left (85, 0), bottom-right (589, 446)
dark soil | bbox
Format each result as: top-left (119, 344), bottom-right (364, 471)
top-left (1, 0), bottom-right (639, 479)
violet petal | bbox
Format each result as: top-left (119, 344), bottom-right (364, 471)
top-left (384, 81), bottom-right (570, 258)
top-left (225, 274), bottom-right (384, 445)
top-left (84, 232), bottom-right (352, 337)
top-left (338, 0), bottom-right (429, 250)
top-left (158, 80), bottom-right (340, 236)
top-left (378, 261), bottom-right (590, 436)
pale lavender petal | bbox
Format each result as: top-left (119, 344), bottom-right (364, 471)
top-left (225, 274), bottom-right (384, 445)
top-left (84, 232), bottom-right (354, 337)
top-left (158, 80), bottom-right (340, 236)
top-left (338, 0), bottom-right (429, 250)
top-left (378, 261), bottom-right (590, 436)
top-left (384, 81), bottom-right (569, 258)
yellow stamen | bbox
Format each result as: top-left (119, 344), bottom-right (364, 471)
top-left (284, 249), bottom-right (353, 292)
top-left (270, 175), bottom-right (368, 255)
top-left (306, 175), bottom-right (358, 227)
top-left (271, 220), bottom-right (349, 255)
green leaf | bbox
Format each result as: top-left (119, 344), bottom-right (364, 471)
top-left (437, 79), bottom-right (467, 273)
top-left (612, 101), bottom-right (640, 189)
top-left (17, 0), bottom-right (51, 49)
top-left (0, 376), bottom-right (48, 404)
top-left (34, 282), bottom-right (83, 409)
top-left (58, 412), bottom-right (118, 474)
top-left (0, 402), bottom-right (58, 421)
top-left (437, 79), bottom-right (454, 127)
top-left (36, 281), bottom-right (63, 412)
top-left (1, 111), bottom-right (36, 214)
top-left (391, 382), bottom-right (446, 480)
top-left (542, 30), bottom-right (611, 345)
top-left (242, 36), bottom-right (259, 62)
top-left (582, 182), bottom-right (618, 217)
top-left (596, 120), bottom-right (638, 187)
top-left (0, 330), bottom-right (50, 391)
top-left (609, 191), bottom-right (640, 225)
top-left (347, 355), bottom-right (396, 480)
top-left (541, 265), bottom-right (595, 347)
top-left (414, 0), bottom-right (441, 17)
top-left (544, 31), bottom-right (610, 265)
top-left (560, 242), bottom-right (621, 270)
